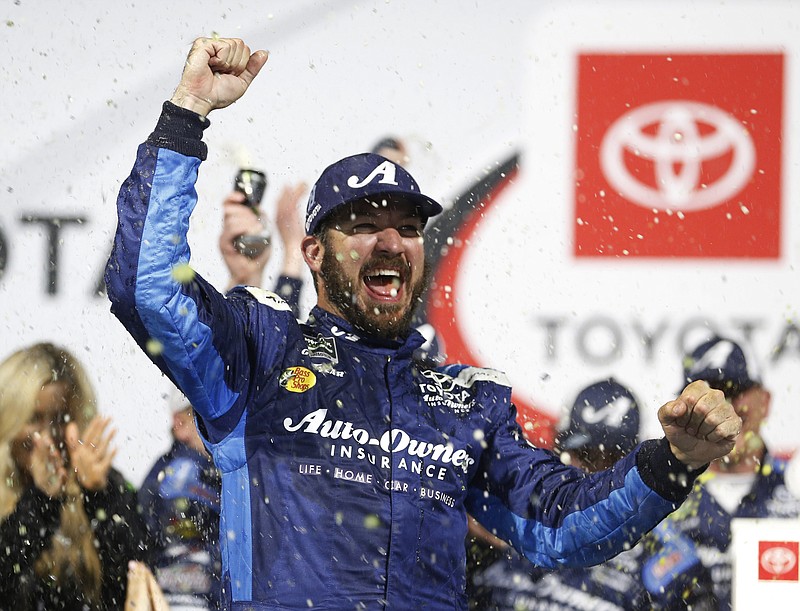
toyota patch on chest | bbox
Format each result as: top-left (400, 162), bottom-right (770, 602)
top-left (418, 369), bottom-right (475, 415)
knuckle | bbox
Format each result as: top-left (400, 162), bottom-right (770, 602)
top-left (708, 388), bottom-right (725, 401)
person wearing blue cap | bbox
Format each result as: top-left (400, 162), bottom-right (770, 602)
top-left (467, 379), bottom-right (715, 610)
top-left (105, 37), bottom-right (742, 610)
top-left (555, 378), bottom-right (642, 464)
top-left (137, 387), bottom-right (223, 610)
top-left (669, 335), bottom-right (800, 611)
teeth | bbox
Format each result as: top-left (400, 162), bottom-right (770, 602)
top-left (373, 269), bottom-right (400, 277)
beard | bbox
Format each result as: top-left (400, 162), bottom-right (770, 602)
top-left (320, 245), bottom-right (430, 341)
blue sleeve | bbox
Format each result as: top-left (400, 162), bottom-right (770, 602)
top-left (105, 104), bottom-right (293, 441)
top-left (466, 401), bottom-right (701, 569)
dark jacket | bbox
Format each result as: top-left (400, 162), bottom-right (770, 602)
top-left (0, 468), bottom-right (149, 610)
top-left (467, 521), bottom-right (716, 610)
top-left (670, 454), bottom-right (800, 611)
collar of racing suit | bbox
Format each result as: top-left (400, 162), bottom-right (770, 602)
top-left (306, 305), bottom-right (426, 357)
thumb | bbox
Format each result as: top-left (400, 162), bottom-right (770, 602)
top-left (659, 398), bottom-right (689, 427)
top-left (241, 50), bottom-right (269, 87)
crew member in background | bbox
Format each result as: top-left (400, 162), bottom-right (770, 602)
top-left (138, 388), bottom-right (222, 610)
top-left (670, 335), bottom-right (800, 611)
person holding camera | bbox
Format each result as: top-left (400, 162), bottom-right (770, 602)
top-left (219, 179), bottom-right (307, 309)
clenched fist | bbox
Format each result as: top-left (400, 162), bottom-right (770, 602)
top-left (658, 380), bottom-right (742, 469)
top-left (170, 37), bottom-right (269, 117)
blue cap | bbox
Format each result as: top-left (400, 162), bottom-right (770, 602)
top-left (683, 336), bottom-right (759, 396)
top-left (555, 378), bottom-right (641, 454)
top-left (304, 152), bottom-right (442, 235)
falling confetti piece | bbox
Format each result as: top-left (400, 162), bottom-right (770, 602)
top-left (171, 263), bottom-right (196, 284)
top-left (363, 514), bottom-right (381, 529)
top-left (146, 338), bottom-right (164, 356)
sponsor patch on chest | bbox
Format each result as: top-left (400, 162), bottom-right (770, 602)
top-left (280, 366), bottom-right (317, 393)
top-left (417, 369), bottom-right (475, 415)
top-left (302, 334), bottom-right (347, 377)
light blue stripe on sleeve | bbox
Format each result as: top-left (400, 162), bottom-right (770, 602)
top-left (134, 147), bottom-right (238, 420)
top-left (470, 467), bottom-right (674, 568)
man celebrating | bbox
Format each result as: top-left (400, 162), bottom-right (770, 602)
top-left (106, 37), bottom-right (741, 610)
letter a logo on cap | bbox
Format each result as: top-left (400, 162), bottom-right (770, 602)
top-left (347, 161), bottom-right (399, 189)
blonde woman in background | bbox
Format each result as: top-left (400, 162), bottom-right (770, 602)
top-left (0, 342), bottom-right (150, 610)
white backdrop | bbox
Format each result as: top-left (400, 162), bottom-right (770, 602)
top-left (1, 0), bottom-right (798, 486)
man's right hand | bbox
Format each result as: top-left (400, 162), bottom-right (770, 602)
top-left (170, 37), bottom-right (268, 117)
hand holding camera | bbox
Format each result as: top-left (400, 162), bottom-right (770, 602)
top-left (232, 169), bottom-right (271, 258)
top-left (220, 169), bottom-right (273, 288)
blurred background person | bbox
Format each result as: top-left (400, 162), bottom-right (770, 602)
top-left (670, 335), bottom-right (800, 611)
top-left (467, 378), bottom-right (714, 610)
top-left (138, 388), bottom-right (222, 610)
top-left (370, 135), bottom-right (409, 167)
top-left (219, 179), bottom-right (307, 313)
top-left (0, 342), bottom-right (148, 610)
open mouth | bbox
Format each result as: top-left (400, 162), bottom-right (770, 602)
top-left (363, 268), bottom-right (405, 301)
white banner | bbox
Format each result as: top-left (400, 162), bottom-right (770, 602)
top-left (1, 0), bottom-right (797, 485)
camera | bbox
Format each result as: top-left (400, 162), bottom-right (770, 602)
top-left (232, 169), bottom-right (271, 259)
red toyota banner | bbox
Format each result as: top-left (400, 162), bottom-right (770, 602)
top-left (574, 53), bottom-right (783, 259)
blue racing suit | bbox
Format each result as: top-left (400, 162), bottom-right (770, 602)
top-left (105, 102), bottom-right (706, 610)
